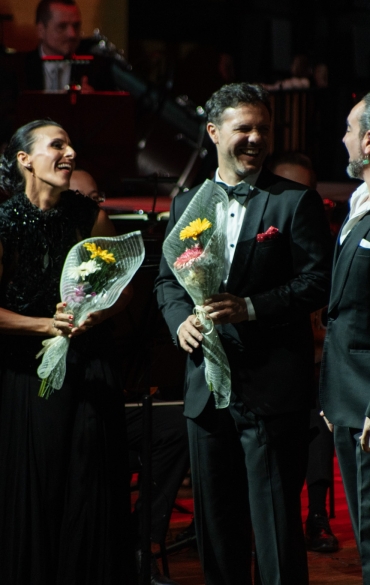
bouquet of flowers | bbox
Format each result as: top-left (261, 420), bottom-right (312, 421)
top-left (163, 179), bottom-right (231, 409)
top-left (37, 231), bottom-right (145, 398)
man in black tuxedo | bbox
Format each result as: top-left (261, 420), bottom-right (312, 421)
top-left (320, 93), bottom-right (370, 583)
top-left (14, 0), bottom-right (114, 92)
top-left (155, 83), bottom-right (332, 585)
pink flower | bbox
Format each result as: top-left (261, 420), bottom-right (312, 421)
top-left (174, 244), bottom-right (204, 270)
top-left (66, 284), bottom-right (87, 304)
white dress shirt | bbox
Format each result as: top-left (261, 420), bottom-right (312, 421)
top-left (216, 169), bottom-right (261, 320)
top-left (41, 46), bottom-right (71, 91)
top-left (340, 181), bottom-right (370, 244)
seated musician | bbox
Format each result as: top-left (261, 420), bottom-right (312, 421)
top-left (13, 0), bottom-right (116, 92)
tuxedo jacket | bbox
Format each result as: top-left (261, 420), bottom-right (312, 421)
top-left (155, 168), bottom-right (332, 419)
top-left (15, 46), bottom-right (116, 92)
top-left (320, 211), bottom-right (370, 429)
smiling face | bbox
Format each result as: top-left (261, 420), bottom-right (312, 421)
top-left (343, 100), bottom-right (367, 179)
top-left (207, 102), bottom-right (271, 184)
top-left (37, 3), bottom-right (82, 56)
top-left (18, 125), bottom-right (76, 196)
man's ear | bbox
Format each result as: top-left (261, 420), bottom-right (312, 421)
top-left (363, 130), bottom-right (370, 157)
top-left (17, 151), bottom-right (32, 171)
top-left (207, 122), bottom-right (219, 145)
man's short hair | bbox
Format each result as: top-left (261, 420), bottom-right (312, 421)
top-left (269, 151), bottom-right (313, 172)
top-left (268, 151), bottom-right (316, 189)
top-left (359, 92), bottom-right (370, 139)
top-left (205, 83), bottom-right (271, 125)
top-left (36, 0), bottom-right (77, 26)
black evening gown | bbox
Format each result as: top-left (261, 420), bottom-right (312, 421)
top-left (0, 192), bottom-right (136, 585)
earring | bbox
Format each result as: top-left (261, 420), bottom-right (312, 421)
top-left (363, 158), bottom-right (370, 166)
top-left (26, 163), bottom-right (35, 177)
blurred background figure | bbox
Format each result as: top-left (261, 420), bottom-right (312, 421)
top-left (70, 168), bottom-right (106, 202)
top-left (268, 151), bottom-right (338, 554)
top-left (14, 0), bottom-right (115, 92)
top-left (172, 45), bottom-right (235, 106)
top-left (263, 54), bottom-right (312, 91)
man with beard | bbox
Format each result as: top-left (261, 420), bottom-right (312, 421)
top-left (155, 83), bottom-right (332, 585)
top-left (320, 94), bottom-right (370, 583)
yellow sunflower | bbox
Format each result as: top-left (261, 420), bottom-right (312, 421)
top-left (179, 218), bottom-right (212, 241)
top-left (83, 242), bottom-right (116, 264)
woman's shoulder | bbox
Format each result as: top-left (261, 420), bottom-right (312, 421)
top-left (0, 192), bottom-right (23, 211)
top-left (0, 193), bottom-right (25, 231)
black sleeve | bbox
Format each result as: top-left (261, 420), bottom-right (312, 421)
top-left (250, 189), bottom-right (333, 324)
top-left (154, 195), bottom-right (195, 346)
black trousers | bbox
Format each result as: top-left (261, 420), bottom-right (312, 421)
top-left (187, 395), bottom-right (310, 585)
top-left (335, 425), bottom-right (370, 585)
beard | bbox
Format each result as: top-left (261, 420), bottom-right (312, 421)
top-left (347, 158), bottom-right (364, 179)
top-left (347, 150), bottom-right (369, 179)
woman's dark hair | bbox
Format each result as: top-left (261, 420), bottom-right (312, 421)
top-left (0, 119), bottom-right (62, 197)
top-left (205, 82), bottom-right (271, 125)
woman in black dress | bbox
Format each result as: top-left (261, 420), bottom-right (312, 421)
top-left (0, 120), bottom-right (136, 585)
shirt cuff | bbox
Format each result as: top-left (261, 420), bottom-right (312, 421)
top-left (245, 297), bottom-right (256, 321)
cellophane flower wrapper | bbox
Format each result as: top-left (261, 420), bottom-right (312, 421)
top-left (163, 179), bottom-right (231, 409)
top-left (37, 231), bottom-right (145, 397)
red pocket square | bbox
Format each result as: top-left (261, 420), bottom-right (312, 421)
top-left (256, 226), bottom-right (280, 242)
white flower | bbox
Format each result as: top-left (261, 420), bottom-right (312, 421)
top-left (68, 260), bottom-right (101, 281)
top-left (183, 267), bottom-right (206, 287)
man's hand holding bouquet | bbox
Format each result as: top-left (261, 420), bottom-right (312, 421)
top-left (163, 179), bottom-right (231, 409)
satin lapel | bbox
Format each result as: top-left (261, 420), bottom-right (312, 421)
top-left (333, 213), bottom-right (349, 267)
top-left (227, 184), bottom-right (270, 292)
top-left (329, 213), bottom-right (370, 310)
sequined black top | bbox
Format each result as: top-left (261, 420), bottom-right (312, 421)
top-left (0, 191), bottom-right (99, 317)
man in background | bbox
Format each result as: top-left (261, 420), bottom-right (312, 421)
top-left (14, 0), bottom-right (114, 92)
top-left (269, 152), bottom-right (338, 554)
top-left (70, 169), bottom-right (106, 202)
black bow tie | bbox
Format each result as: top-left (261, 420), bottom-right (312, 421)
top-left (217, 182), bottom-right (251, 205)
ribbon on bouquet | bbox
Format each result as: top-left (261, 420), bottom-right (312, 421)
top-left (193, 305), bottom-right (215, 335)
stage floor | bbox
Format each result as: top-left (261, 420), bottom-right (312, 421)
top-left (147, 454), bottom-right (362, 585)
